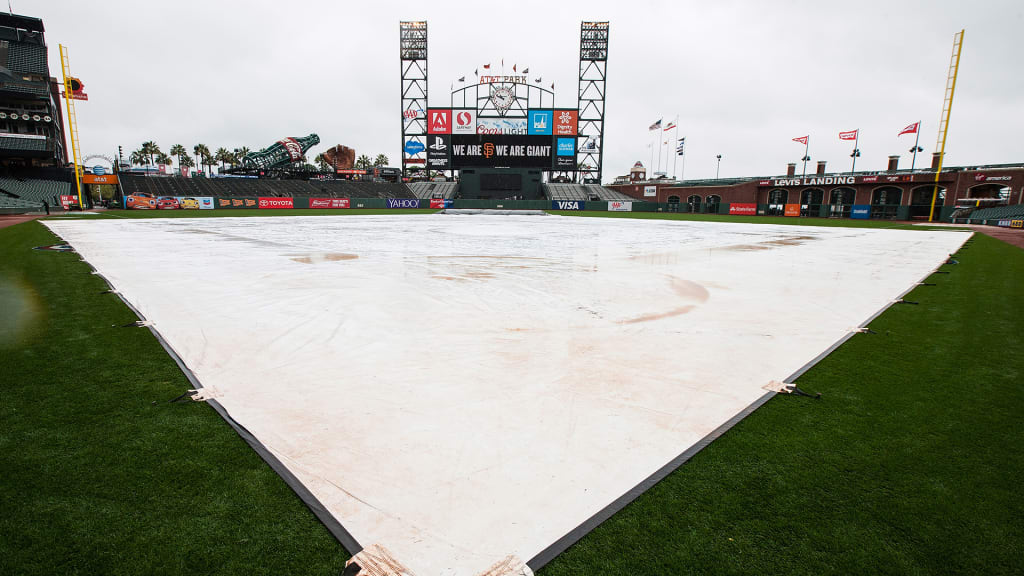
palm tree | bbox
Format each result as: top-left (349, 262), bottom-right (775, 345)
top-left (169, 144), bottom-right (187, 168)
top-left (141, 141), bottom-right (162, 167)
top-left (157, 152), bottom-right (173, 167)
top-left (373, 153), bottom-right (389, 167)
top-left (355, 154), bottom-right (372, 170)
top-left (129, 149), bottom-right (146, 166)
top-left (314, 153), bottom-right (330, 171)
top-left (193, 144), bottom-right (211, 175)
top-left (215, 147), bottom-right (231, 171)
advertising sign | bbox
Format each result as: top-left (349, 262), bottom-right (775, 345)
top-left (277, 138), bottom-right (304, 162)
top-left (1011, 220), bottom-right (1024, 229)
top-left (608, 201), bottom-right (632, 212)
top-left (404, 140), bottom-right (425, 155)
top-left (851, 205), bottom-right (871, 219)
top-left (83, 174), bottom-right (119, 185)
top-left (553, 110), bottom-right (578, 136)
top-left (427, 109), bottom-right (452, 134)
top-left (453, 109), bottom-right (476, 134)
top-left (643, 186), bottom-right (657, 197)
top-left (729, 203), bottom-right (757, 215)
top-left (426, 135), bottom-right (451, 170)
top-left (784, 203), bottom-right (801, 217)
top-left (310, 198), bottom-right (351, 209)
top-left (450, 135), bottom-right (553, 168)
top-left (59, 194), bottom-right (77, 209)
top-left (217, 198), bottom-right (258, 209)
top-left (554, 137), bottom-right (576, 170)
top-left (997, 220), bottom-right (1011, 227)
top-left (528, 110), bottom-right (553, 135)
top-left (387, 198), bottom-right (421, 209)
top-left (258, 197), bottom-right (294, 209)
top-left (552, 200), bottom-right (585, 210)
top-left (429, 199), bottom-right (446, 209)
top-left (125, 194), bottom-right (157, 209)
top-left (198, 197), bottom-right (214, 210)
top-left (476, 117), bottom-right (528, 135)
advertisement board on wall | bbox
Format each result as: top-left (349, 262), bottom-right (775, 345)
top-left (83, 174), bottom-right (119, 185)
top-left (429, 199), bottom-right (446, 209)
top-left (475, 117), bottom-right (528, 135)
top-left (217, 198), bottom-right (258, 209)
top-left (310, 198), bottom-right (351, 209)
top-left (528, 110), bottom-right (553, 135)
top-left (125, 194), bottom-right (157, 209)
top-left (552, 200), bottom-right (585, 210)
top-left (258, 197), bottom-right (294, 209)
top-left (553, 109), bottom-right (578, 136)
top-left (643, 186), bottom-right (657, 197)
top-left (729, 203), bottom-right (757, 215)
top-left (453, 109), bottom-right (476, 134)
top-left (851, 205), bottom-right (871, 219)
top-left (450, 135), bottom-right (553, 168)
top-left (784, 203), bottom-right (801, 217)
top-left (608, 201), bottom-right (632, 212)
top-left (426, 135), bottom-right (451, 170)
top-left (387, 198), bottom-right (421, 209)
top-left (59, 194), bottom-right (77, 209)
top-left (553, 137), bottom-right (576, 170)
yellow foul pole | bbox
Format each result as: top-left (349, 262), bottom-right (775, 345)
top-left (59, 44), bottom-right (85, 208)
top-left (928, 30), bottom-right (964, 222)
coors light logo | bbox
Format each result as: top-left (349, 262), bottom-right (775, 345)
top-left (278, 137), bottom-right (304, 162)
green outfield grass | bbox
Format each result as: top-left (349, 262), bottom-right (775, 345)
top-left (1, 215), bottom-right (1020, 576)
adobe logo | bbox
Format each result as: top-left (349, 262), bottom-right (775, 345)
top-left (427, 109), bottom-right (452, 134)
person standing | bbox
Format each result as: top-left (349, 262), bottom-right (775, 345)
top-left (42, 200), bottom-right (49, 215)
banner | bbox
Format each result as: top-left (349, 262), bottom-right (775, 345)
top-left (729, 203), bottom-right (757, 215)
top-left (429, 199), bottom-right (446, 209)
top-left (475, 117), bottom-right (528, 135)
top-left (608, 201), bottom-right (632, 212)
top-left (450, 134), bottom-right (553, 168)
top-left (553, 109), bottom-right (578, 136)
top-left (83, 174), bottom-right (119, 185)
top-left (839, 129), bottom-right (858, 141)
top-left (426, 135), bottom-right (451, 170)
top-left (453, 109), bottom-right (476, 134)
top-left (310, 198), bottom-right (351, 209)
top-left (643, 186), bottom-right (657, 197)
top-left (387, 198), bottom-right (421, 209)
top-left (217, 197), bottom-right (259, 209)
top-left (258, 197), bottom-right (294, 209)
top-left (125, 194), bottom-right (157, 209)
top-left (527, 110), bottom-right (553, 135)
top-left (784, 204), bottom-right (800, 217)
top-left (552, 200), bottom-right (585, 210)
top-left (59, 195), bottom-right (77, 209)
top-left (1011, 220), bottom-right (1023, 229)
top-left (851, 205), bottom-right (871, 219)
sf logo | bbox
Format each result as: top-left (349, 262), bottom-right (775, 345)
top-left (483, 143), bottom-right (495, 158)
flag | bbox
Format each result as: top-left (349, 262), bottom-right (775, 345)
top-left (792, 135), bottom-right (808, 145)
top-left (839, 129), bottom-right (858, 141)
top-left (676, 137), bottom-right (686, 155)
top-left (534, 77), bottom-right (542, 83)
top-left (649, 118), bottom-right (663, 131)
top-left (483, 63), bottom-right (490, 69)
top-left (513, 64), bottom-right (517, 72)
top-left (551, 82), bottom-right (555, 90)
top-left (898, 122), bottom-right (920, 136)
top-left (522, 67), bottom-right (529, 74)
top-left (474, 68), bottom-right (478, 76)
top-left (663, 121), bottom-right (676, 132)
top-left (458, 76), bottom-right (465, 82)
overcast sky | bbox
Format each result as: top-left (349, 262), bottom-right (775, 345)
top-left (32, 0), bottom-right (1023, 181)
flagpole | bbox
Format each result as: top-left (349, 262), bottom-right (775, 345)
top-left (649, 134), bottom-right (655, 179)
top-left (672, 125), bottom-right (679, 180)
top-left (851, 131), bottom-right (859, 173)
top-left (910, 120), bottom-right (921, 170)
top-left (802, 138), bottom-right (809, 178)
top-left (656, 124), bottom-right (663, 176)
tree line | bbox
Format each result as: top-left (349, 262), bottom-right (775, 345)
top-left (128, 142), bottom-right (391, 174)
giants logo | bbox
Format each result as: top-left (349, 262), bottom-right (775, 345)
top-left (427, 109), bottom-right (452, 134)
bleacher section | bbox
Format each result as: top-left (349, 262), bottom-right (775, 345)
top-left (584, 184), bottom-right (634, 201)
top-left (545, 183), bottom-right (633, 202)
top-left (409, 181), bottom-right (459, 199)
top-left (119, 175), bottom-right (416, 200)
top-left (0, 177), bottom-right (71, 205)
top-left (964, 205), bottom-right (1024, 222)
top-left (0, 195), bottom-right (42, 213)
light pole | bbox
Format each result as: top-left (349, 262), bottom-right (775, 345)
top-left (801, 154), bottom-right (811, 178)
top-left (850, 148), bottom-right (861, 173)
top-left (909, 145), bottom-right (924, 171)
top-left (716, 154), bottom-right (722, 179)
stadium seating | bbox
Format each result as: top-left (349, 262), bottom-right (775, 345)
top-left (0, 195), bottom-right (42, 212)
top-left (964, 205), bottom-right (1024, 222)
top-left (0, 177), bottom-right (71, 205)
top-left (545, 183), bottom-right (589, 201)
top-left (118, 175), bottom-right (417, 200)
top-left (409, 181), bottom-right (459, 199)
top-left (584, 184), bottom-right (634, 201)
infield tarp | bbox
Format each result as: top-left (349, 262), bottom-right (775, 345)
top-left (43, 215), bottom-right (969, 575)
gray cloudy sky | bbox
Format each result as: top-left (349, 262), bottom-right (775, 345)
top-left (33, 0), bottom-right (1023, 181)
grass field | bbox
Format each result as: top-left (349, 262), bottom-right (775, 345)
top-left (1, 213), bottom-right (1021, 575)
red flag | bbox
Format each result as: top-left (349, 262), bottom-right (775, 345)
top-left (513, 63), bottom-right (517, 72)
top-left (898, 122), bottom-right (919, 136)
top-left (663, 121), bottom-right (677, 132)
top-left (839, 129), bottom-right (858, 141)
top-left (483, 63), bottom-right (490, 69)
top-left (792, 135), bottom-right (808, 145)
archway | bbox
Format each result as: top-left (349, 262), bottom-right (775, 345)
top-left (667, 195), bottom-right (681, 213)
top-left (829, 187), bottom-right (855, 217)
top-left (687, 194), bottom-right (701, 213)
top-left (871, 186), bottom-right (903, 219)
top-left (909, 185), bottom-right (947, 219)
top-left (800, 188), bottom-right (824, 217)
top-left (705, 194), bottom-right (721, 214)
top-left (767, 188), bottom-right (787, 216)
top-left (966, 183), bottom-right (1011, 204)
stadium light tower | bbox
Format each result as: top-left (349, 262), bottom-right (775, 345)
top-left (400, 21), bottom-right (428, 180)
top-left (577, 22), bottom-right (609, 184)
top-left (716, 154), bottom-right (722, 179)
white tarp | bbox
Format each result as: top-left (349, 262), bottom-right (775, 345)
top-left (43, 215), bottom-right (968, 575)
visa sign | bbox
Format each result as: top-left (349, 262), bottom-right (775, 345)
top-left (552, 200), bottom-right (585, 210)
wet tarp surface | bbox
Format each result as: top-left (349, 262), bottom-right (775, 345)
top-left (44, 215), bottom-right (968, 575)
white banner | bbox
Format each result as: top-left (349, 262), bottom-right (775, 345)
top-left (476, 117), bottom-right (527, 135)
top-left (643, 186), bottom-right (657, 198)
top-left (608, 201), bottom-right (632, 212)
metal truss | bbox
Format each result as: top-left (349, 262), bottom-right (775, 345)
top-left (577, 21), bottom-right (608, 183)
top-left (400, 21), bottom-right (428, 177)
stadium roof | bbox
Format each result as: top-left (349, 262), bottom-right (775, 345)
top-left (0, 13), bottom-right (44, 33)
